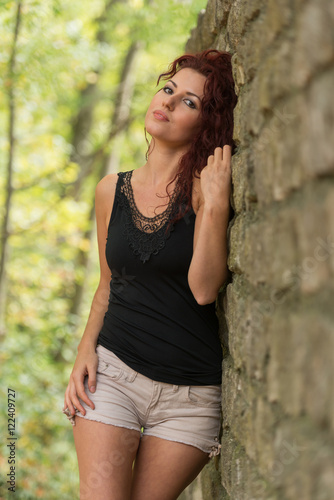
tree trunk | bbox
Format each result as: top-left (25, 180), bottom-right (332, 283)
top-left (68, 41), bottom-right (140, 326)
top-left (0, 2), bottom-right (22, 337)
top-left (66, 0), bottom-right (127, 201)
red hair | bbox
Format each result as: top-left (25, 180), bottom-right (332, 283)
top-left (149, 49), bottom-right (238, 227)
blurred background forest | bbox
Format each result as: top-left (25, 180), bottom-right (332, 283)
top-left (0, 0), bottom-right (206, 497)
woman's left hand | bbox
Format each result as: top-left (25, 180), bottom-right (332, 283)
top-left (200, 145), bottom-right (232, 210)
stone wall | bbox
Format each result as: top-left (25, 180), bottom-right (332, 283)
top-left (179, 1), bottom-right (334, 499)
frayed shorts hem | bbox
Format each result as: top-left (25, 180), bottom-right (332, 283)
top-left (140, 431), bottom-right (221, 458)
top-left (72, 412), bottom-right (221, 458)
top-left (74, 411), bottom-right (141, 434)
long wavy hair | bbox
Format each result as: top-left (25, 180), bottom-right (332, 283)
top-left (147, 49), bottom-right (238, 227)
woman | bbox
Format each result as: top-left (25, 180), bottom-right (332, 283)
top-left (62, 49), bottom-right (237, 500)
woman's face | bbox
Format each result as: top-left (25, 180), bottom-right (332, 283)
top-left (145, 68), bottom-right (207, 149)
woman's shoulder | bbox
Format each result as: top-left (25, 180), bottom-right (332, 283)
top-left (95, 173), bottom-right (119, 207)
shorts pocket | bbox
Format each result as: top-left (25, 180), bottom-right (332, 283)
top-left (186, 385), bottom-right (222, 408)
top-left (97, 359), bottom-right (123, 381)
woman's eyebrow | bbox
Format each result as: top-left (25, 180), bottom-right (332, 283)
top-left (168, 80), bottom-right (202, 101)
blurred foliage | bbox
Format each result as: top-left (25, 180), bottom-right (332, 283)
top-left (0, 0), bottom-right (206, 497)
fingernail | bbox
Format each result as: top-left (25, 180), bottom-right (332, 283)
top-left (90, 386), bottom-right (95, 392)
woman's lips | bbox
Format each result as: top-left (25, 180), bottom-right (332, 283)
top-left (153, 110), bottom-right (169, 121)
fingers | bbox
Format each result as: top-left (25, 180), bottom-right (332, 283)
top-left (75, 379), bottom-right (96, 413)
top-left (206, 146), bottom-right (231, 166)
top-left (87, 370), bottom-right (96, 393)
top-left (214, 146), bottom-right (223, 161)
top-left (65, 390), bottom-right (84, 417)
top-left (207, 154), bottom-right (214, 166)
top-left (63, 384), bottom-right (81, 416)
top-left (63, 377), bottom-right (96, 418)
top-left (214, 145), bottom-right (231, 161)
top-left (222, 145), bottom-right (232, 163)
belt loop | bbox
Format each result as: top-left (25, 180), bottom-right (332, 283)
top-left (125, 369), bottom-right (138, 383)
top-left (172, 385), bottom-right (178, 392)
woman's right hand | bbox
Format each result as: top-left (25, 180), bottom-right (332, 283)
top-left (63, 345), bottom-right (98, 417)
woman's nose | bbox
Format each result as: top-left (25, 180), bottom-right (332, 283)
top-left (162, 94), bottom-right (175, 110)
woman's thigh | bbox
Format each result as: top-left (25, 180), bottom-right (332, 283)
top-left (131, 435), bottom-right (210, 500)
top-left (73, 417), bottom-right (141, 500)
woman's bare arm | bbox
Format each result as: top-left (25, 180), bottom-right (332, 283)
top-left (188, 146), bottom-right (231, 305)
top-left (63, 173), bottom-right (117, 416)
top-left (77, 173), bottom-right (118, 352)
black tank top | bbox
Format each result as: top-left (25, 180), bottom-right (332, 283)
top-left (96, 170), bottom-right (222, 385)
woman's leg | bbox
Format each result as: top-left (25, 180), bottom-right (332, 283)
top-left (130, 435), bottom-right (210, 500)
top-left (73, 416), bottom-right (141, 500)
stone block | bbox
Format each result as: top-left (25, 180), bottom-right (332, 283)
top-left (253, 397), bottom-right (277, 476)
top-left (220, 431), bottom-right (234, 494)
top-left (245, 458), bottom-right (279, 500)
top-left (232, 95), bottom-right (248, 147)
top-left (233, 79), bottom-right (266, 144)
top-left (243, 0), bottom-right (265, 24)
top-left (303, 315), bottom-right (334, 431)
top-left (217, 305), bottom-right (229, 357)
top-left (312, 458), bottom-right (334, 500)
top-left (298, 70), bottom-right (334, 180)
top-left (201, 459), bottom-right (230, 500)
top-left (271, 421), bottom-right (313, 497)
top-left (270, 419), bottom-right (334, 500)
top-left (223, 277), bottom-right (248, 369)
top-left (227, 215), bottom-right (249, 276)
top-left (257, 40), bottom-right (293, 110)
top-left (231, 151), bottom-right (250, 214)
top-left (241, 380), bottom-right (259, 461)
top-left (243, 208), bottom-right (299, 289)
top-left (292, 0), bottom-right (334, 88)
top-left (225, 276), bottom-right (272, 382)
top-left (292, 184), bottom-right (334, 295)
top-left (186, 0), bottom-right (234, 53)
top-left (268, 97), bottom-right (302, 202)
top-left (325, 188), bottom-right (334, 277)
top-left (243, 217), bottom-right (274, 284)
top-left (215, 29), bottom-right (229, 53)
top-left (230, 52), bottom-right (244, 94)
top-left (227, 438), bottom-right (249, 499)
top-left (267, 307), bottom-right (334, 431)
top-left (221, 355), bottom-right (239, 430)
top-left (252, 99), bottom-right (301, 206)
top-left (266, 310), bottom-right (308, 415)
top-left (226, 0), bottom-right (265, 52)
top-left (242, 296), bottom-right (272, 382)
top-left (186, 10), bottom-right (210, 53)
top-left (221, 430), bottom-right (282, 500)
top-left (222, 359), bottom-right (259, 451)
top-left (266, 208), bottom-right (299, 289)
top-left (263, 0), bottom-right (293, 46)
top-left (236, 14), bottom-right (272, 84)
top-left (247, 78), bottom-right (266, 136)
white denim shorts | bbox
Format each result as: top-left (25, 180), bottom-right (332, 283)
top-left (63, 344), bottom-right (222, 458)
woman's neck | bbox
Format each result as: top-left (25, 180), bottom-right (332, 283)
top-left (138, 140), bottom-right (189, 187)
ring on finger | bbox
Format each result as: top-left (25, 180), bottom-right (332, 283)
top-left (62, 406), bottom-right (78, 426)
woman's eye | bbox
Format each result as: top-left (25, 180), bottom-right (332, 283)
top-left (184, 99), bottom-right (196, 109)
top-left (163, 86), bottom-right (173, 94)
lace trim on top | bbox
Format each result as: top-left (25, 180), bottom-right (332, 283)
top-left (117, 170), bottom-right (182, 263)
